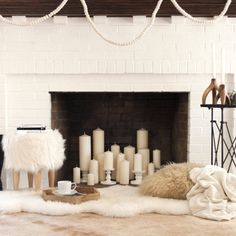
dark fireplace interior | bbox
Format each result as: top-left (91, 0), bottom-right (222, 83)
top-left (51, 92), bottom-right (189, 180)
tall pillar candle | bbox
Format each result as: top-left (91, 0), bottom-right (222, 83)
top-left (148, 163), bottom-right (155, 176)
top-left (73, 167), bottom-right (80, 184)
top-left (137, 128), bottom-right (148, 149)
top-left (153, 149), bottom-right (161, 169)
top-left (116, 153), bottom-right (125, 182)
top-left (104, 151), bottom-right (113, 170)
top-left (79, 133), bottom-right (91, 171)
top-left (138, 148), bottom-right (150, 176)
top-left (134, 153), bottom-right (142, 172)
top-left (89, 159), bottom-right (99, 184)
top-left (124, 145), bottom-right (135, 180)
top-left (111, 143), bottom-right (120, 179)
top-left (119, 160), bottom-right (130, 185)
top-left (97, 153), bottom-right (105, 182)
top-left (93, 128), bottom-right (104, 159)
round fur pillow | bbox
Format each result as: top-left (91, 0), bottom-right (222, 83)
top-left (139, 162), bottom-right (204, 200)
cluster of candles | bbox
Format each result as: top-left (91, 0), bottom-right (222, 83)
top-left (73, 128), bottom-right (161, 186)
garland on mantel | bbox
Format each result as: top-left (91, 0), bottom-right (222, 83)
top-left (0, 0), bottom-right (232, 46)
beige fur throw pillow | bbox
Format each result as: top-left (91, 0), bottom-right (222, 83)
top-left (139, 162), bottom-right (203, 200)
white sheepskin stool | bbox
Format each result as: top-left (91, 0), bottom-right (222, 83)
top-left (2, 129), bottom-right (65, 191)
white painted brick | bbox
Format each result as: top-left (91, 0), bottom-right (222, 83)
top-left (153, 61), bottom-right (161, 73)
top-left (97, 60), bottom-right (107, 73)
top-left (12, 16), bottom-right (26, 24)
top-left (93, 16), bottom-right (108, 24)
top-left (132, 16), bottom-right (147, 24)
top-left (126, 61), bottom-right (135, 73)
top-left (162, 61), bottom-right (170, 73)
top-left (143, 61), bottom-right (153, 73)
top-left (190, 144), bottom-right (203, 153)
top-left (134, 61), bottom-right (143, 73)
top-left (116, 60), bottom-right (126, 73)
top-left (106, 60), bottom-right (116, 73)
top-left (171, 16), bottom-right (186, 24)
top-left (53, 16), bottom-right (68, 24)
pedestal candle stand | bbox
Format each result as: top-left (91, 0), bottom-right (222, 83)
top-left (101, 169), bottom-right (116, 185)
top-left (131, 171), bottom-right (145, 185)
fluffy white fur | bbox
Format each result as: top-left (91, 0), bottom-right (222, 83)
top-left (0, 185), bottom-right (190, 217)
top-left (2, 130), bottom-right (65, 172)
top-left (140, 163), bottom-right (203, 199)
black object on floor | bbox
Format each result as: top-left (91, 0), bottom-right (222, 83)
top-left (0, 135), bottom-right (3, 191)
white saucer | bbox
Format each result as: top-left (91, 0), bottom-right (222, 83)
top-left (53, 189), bottom-right (78, 196)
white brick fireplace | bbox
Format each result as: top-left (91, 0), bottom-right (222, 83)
top-left (1, 16), bottom-right (236, 188)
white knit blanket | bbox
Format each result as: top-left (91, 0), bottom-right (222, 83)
top-left (187, 165), bottom-right (236, 221)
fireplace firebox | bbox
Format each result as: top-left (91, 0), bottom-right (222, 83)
top-left (51, 92), bottom-right (189, 180)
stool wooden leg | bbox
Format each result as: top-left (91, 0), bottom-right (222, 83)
top-left (13, 170), bottom-right (20, 190)
top-left (28, 172), bottom-right (34, 189)
top-left (48, 170), bottom-right (56, 188)
top-left (34, 171), bottom-right (41, 191)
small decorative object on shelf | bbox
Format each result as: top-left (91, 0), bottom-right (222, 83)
top-left (216, 84), bottom-right (230, 105)
top-left (201, 104), bottom-right (236, 172)
top-left (202, 79), bottom-right (230, 105)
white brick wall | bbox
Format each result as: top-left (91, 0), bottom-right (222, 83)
top-left (1, 16), bottom-right (236, 188)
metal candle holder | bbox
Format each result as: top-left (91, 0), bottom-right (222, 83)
top-left (101, 169), bottom-right (116, 185)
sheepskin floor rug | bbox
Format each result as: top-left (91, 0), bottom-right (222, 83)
top-left (0, 185), bottom-right (190, 217)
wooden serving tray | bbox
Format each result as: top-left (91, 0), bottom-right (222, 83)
top-left (42, 185), bottom-right (100, 205)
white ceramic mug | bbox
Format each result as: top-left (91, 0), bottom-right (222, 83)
top-left (57, 181), bottom-right (76, 194)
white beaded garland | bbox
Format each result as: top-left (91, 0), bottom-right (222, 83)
top-left (0, 0), bottom-right (232, 46)
top-left (0, 0), bottom-right (69, 26)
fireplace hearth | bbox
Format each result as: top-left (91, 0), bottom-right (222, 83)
top-left (51, 92), bottom-right (189, 180)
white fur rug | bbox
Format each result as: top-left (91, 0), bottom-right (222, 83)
top-left (0, 185), bottom-right (190, 217)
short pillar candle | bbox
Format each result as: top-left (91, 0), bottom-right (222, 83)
top-left (89, 159), bottom-right (99, 184)
top-left (87, 173), bottom-right (95, 186)
top-left (119, 160), bottom-right (129, 185)
top-left (138, 148), bottom-right (150, 176)
top-left (73, 167), bottom-right (80, 184)
top-left (153, 149), bottom-right (161, 169)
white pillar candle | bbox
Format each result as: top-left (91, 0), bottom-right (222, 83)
top-left (138, 148), bottom-right (150, 176)
top-left (79, 133), bottom-right (91, 171)
top-left (119, 160), bottom-right (129, 185)
top-left (148, 163), bottom-right (155, 176)
top-left (134, 153), bottom-right (142, 172)
top-left (137, 128), bottom-right (148, 149)
top-left (93, 128), bottom-right (104, 159)
top-left (97, 153), bottom-right (105, 182)
top-left (153, 149), bottom-right (161, 169)
top-left (212, 43), bottom-right (216, 78)
top-left (104, 151), bottom-right (113, 170)
top-left (89, 160), bottom-right (99, 184)
top-left (111, 143), bottom-right (120, 179)
top-left (73, 167), bottom-right (80, 184)
top-left (116, 153), bottom-right (125, 182)
top-left (124, 145), bottom-right (135, 180)
top-left (221, 48), bottom-right (225, 84)
top-left (87, 173), bottom-right (95, 186)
